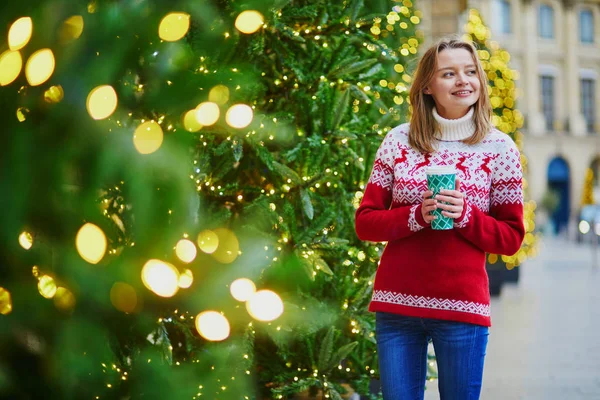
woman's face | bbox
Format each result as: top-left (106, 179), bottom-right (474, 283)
top-left (424, 48), bottom-right (481, 119)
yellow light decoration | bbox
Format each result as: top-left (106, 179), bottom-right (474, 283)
top-left (230, 278), bottom-right (256, 302)
top-left (25, 48), bottom-right (55, 86)
top-left (246, 290), bottom-right (284, 322)
top-left (133, 121), bottom-right (163, 154)
top-left (59, 15), bottom-right (84, 42)
top-left (0, 287), bottom-right (12, 315)
top-left (141, 259), bottom-right (180, 298)
top-left (195, 102), bottom-right (220, 126)
top-left (225, 104), bottom-right (253, 129)
top-left (0, 50), bottom-right (23, 86)
top-left (38, 275), bottom-right (57, 299)
top-left (75, 223), bottom-right (107, 264)
top-left (209, 85), bottom-right (230, 105)
top-left (183, 110), bottom-right (202, 132)
top-left (234, 10), bottom-right (264, 34)
top-left (16, 107), bottom-right (29, 122)
top-left (86, 85), bottom-right (118, 120)
top-left (197, 230), bottom-right (219, 254)
top-left (44, 85), bottom-right (64, 103)
top-left (19, 231), bottom-right (33, 250)
top-left (195, 311), bottom-right (230, 341)
top-left (54, 287), bottom-right (76, 312)
top-left (158, 12), bottom-right (190, 42)
top-left (110, 282), bottom-right (138, 313)
top-left (8, 17), bottom-right (32, 51)
top-left (175, 239), bottom-right (197, 263)
top-left (178, 269), bottom-right (193, 288)
top-left (212, 228), bottom-right (239, 264)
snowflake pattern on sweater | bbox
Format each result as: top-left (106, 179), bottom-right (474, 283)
top-left (355, 123), bottom-right (525, 327)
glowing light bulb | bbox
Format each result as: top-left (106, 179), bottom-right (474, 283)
top-left (38, 275), bottom-right (57, 299)
top-left (195, 102), bottom-right (220, 126)
top-left (230, 278), bottom-right (256, 302)
top-left (209, 85), bottom-right (230, 105)
top-left (59, 15), bottom-right (84, 42)
top-left (178, 269), bottom-right (193, 288)
top-left (19, 231), bottom-right (33, 250)
top-left (175, 239), bottom-right (197, 263)
top-left (141, 259), bottom-right (180, 297)
top-left (158, 12), bottom-right (190, 42)
top-left (25, 48), bottom-right (55, 86)
top-left (8, 17), bottom-right (32, 51)
top-left (87, 85), bottom-right (118, 120)
top-left (110, 282), bottom-right (138, 313)
top-left (212, 228), bottom-right (239, 264)
top-left (225, 104), bottom-right (253, 129)
top-left (133, 121), bottom-right (163, 154)
top-left (197, 230), bottom-right (219, 254)
top-left (75, 223), bottom-right (107, 264)
top-left (246, 290), bottom-right (284, 321)
top-left (44, 85), bottom-right (64, 103)
top-left (0, 287), bottom-right (12, 315)
top-left (195, 311), bottom-right (230, 341)
top-left (183, 110), bottom-right (202, 132)
top-left (235, 11), bottom-right (264, 34)
top-left (54, 287), bottom-right (76, 311)
top-left (0, 50), bottom-right (23, 86)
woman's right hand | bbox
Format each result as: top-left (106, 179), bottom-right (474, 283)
top-left (421, 190), bottom-right (437, 224)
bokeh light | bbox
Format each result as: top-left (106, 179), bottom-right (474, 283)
top-left (59, 15), bottom-right (84, 42)
top-left (141, 259), bottom-right (180, 298)
top-left (246, 290), bottom-right (284, 321)
top-left (0, 287), bottom-right (12, 315)
top-left (38, 275), bottom-right (57, 299)
top-left (209, 85), bottom-right (230, 105)
top-left (183, 109), bottom-right (202, 132)
top-left (230, 278), bottom-right (256, 302)
top-left (195, 102), bottom-right (220, 126)
top-left (87, 85), bottom-right (118, 120)
top-left (25, 48), bottom-right (55, 86)
top-left (175, 239), bottom-right (197, 263)
top-left (54, 287), bottom-right (76, 312)
top-left (110, 282), bottom-right (138, 313)
top-left (158, 12), bottom-right (190, 42)
top-left (0, 50), bottom-right (23, 86)
top-left (235, 11), bottom-right (264, 34)
top-left (225, 104), bottom-right (253, 129)
top-left (212, 228), bottom-right (239, 264)
top-left (133, 121), bottom-right (163, 154)
top-left (8, 17), bottom-right (32, 51)
top-left (44, 85), bottom-right (64, 103)
top-left (195, 311), bottom-right (230, 341)
top-left (18, 231), bottom-right (33, 250)
top-left (197, 230), bottom-right (219, 254)
top-left (178, 269), bottom-right (194, 288)
top-left (75, 223), bottom-right (107, 264)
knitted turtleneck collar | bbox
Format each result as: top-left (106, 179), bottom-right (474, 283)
top-left (432, 107), bottom-right (475, 141)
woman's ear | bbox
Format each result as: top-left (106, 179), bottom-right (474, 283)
top-left (423, 87), bottom-right (431, 94)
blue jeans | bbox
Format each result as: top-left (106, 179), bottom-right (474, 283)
top-left (375, 312), bottom-right (489, 400)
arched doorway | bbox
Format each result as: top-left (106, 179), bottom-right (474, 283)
top-left (547, 157), bottom-right (570, 234)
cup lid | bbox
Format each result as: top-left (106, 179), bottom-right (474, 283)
top-left (425, 165), bottom-right (456, 175)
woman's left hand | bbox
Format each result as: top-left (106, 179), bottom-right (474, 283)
top-left (434, 178), bottom-right (464, 219)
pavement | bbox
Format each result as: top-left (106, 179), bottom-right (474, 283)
top-left (424, 236), bottom-right (600, 400)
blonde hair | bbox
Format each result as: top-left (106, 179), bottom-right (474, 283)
top-left (408, 36), bottom-right (492, 153)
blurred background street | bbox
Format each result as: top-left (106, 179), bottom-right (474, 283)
top-left (425, 235), bottom-right (600, 399)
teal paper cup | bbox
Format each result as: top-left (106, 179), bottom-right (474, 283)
top-left (426, 166), bottom-right (456, 230)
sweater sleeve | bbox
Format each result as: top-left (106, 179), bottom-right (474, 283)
top-left (453, 137), bottom-right (525, 255)
top-left (355, 132), bottom-right (429, 242)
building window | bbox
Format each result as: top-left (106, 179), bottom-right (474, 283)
top-left (538, 4), bottom-right (554, 39)
top-left (540, 75), bottom-right (555, 131)
top-left (581, 79), bottom-right (596, 133)
top-left (493, 0), bottom-right (512, 34)
top-left (580, 10), bottom-right (594, 43)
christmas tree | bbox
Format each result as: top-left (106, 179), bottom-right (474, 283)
top-left (0, 0), bottom-right (423, 398)
top-left (462, 9), bottom-right (539, 270)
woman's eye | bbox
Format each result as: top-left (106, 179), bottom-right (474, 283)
top-left (467, 70), bottom-right (477, 75)
top-left (443, 72), bottom-right (454, 77)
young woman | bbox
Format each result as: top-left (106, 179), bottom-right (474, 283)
top-left (355, 37), bottom-right (525, 399)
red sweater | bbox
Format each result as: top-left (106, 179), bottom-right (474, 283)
top-left (355, 121), bottom-right (525, 327)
